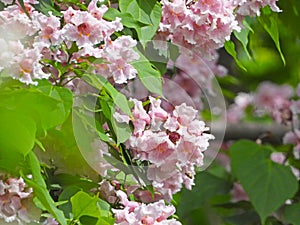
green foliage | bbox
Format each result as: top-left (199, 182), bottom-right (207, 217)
top-left (0, 80), bottom-right (73, 173)
top-left (284, 201), bottom-right (300, 225)
top-left (23, 152), bottom-right (67, 225)
top-left (224, 40), bottom-right (247, 71)
top-left (119, 0), bottom-right (162, 41)
top-left (177, 170), bottom-right (232, 218)
top-left (70, 191), bottom-right (114, 225)
top-left (33, 0), bottom-right (62, 16)
top-left (230, 140), bottom-right (298, 223)
top-left (132, 52), bottom-right (164, 96)
top-left (83, 74), bottom-right (132, 116)
top-left (258, 7), bottom-right (285, 65)
top-left (0, 109), bottom-right (36, 156)
top-left (71, 191), bottom-right (100, 219)
top-left (234, 20), bottom-right (253, 60)
top-left (104, 8), bottom-right (149, 31)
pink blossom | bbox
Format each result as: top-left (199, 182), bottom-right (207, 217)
top-left (116, 98), bottom-right (213, 200)
top-left (62, 11), bottom-right (104, 47)
top-left (88, 0), bottom-right (108, 20)
top-left (227, 105), bottom-right (245, 123)
top-left (235, 0), bottom-right (281, 17)
top-left (63, 7), bottom-right (77, 23)
top-left (130, 98), bottom-right (151, 135)
top-left (149, 97), bottom-right (169, 131)
top-left (283, 130), bottom-right (300, 152)
top-left (35, 12), bottom-right (62, 46)
top-left (160, 0), bottom-right (240, 57)
top-left (173, 103), bottom-right (197, 126)
top-left (174, 52), bottom-right (222, 96)
top-left (112, 191), bottom-right (181, 225)
top-left (42, 218), bottom-right (59, 225)
top-left (254, 81), bottom-right (293, 123)
top-left (291, 100), bottom-right (300, 115)
top-left (270, 152), bottom-right (285, 164)
top-left (0, 177), bottom-right (33, 224)
top-left (0, 5), bottom-right (38, 40)
top-left (0, 0), bottom-right (13, 5)
top-left (227, 92), bottom-right (253, 123)
top-left (100, 36), bottom-right (139, 84)
top-left (91, 139), bottom-right (117, 177)
top-left (231, 182), bottom-right (249, 202)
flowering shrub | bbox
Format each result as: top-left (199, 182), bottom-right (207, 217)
top-left (0, 0), bottom-right (300, 225)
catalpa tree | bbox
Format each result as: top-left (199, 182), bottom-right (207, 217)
top-left (0, 0), bottom-right (299, 225)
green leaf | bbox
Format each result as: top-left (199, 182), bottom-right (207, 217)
top-left (71, 191), bottom-right (101, 219)
top-left (35, 81), bottom-right (73, 130)
top-left (58, 185), bottom-right (82, 218)
top-left (0, 109), bottom-right (36, 156)
top-left (177, 171), bottom-right (232, 217)
top-left (284, 202), bottom-right (300, 225)
top-left (0, 86), bottom-right (72, 132)
top-left (234, 20), bottom-right (253, 60)
top-left (224, 41), bottom-right (247, 71)
top-left (33, 0), bottom-right (62, 16)
top-left (39, 113), bottom-right (100, 177)
top-left (131, 51), bottom-right (163, 96)
top-left (0, 149), bottom-right (26, 175)
top-left (82, 74), bottom-right (132, 116)
top-left (119, 0), bottom-right (162, 40)
top-left (224, 210), bottom-right (260, 225)
top-left (111, 107), bottom-right (132, 144)
top-left (74, 108), bottom-right (111, 143)
top-left (230, 140), bottom-right (298, 223)
top-left (103, 8), bottom-right (149, 30)
top-left (97, 199), bottom-right (115, 225)
top-left (258, 7), bottom-right (286, 65)
top-left (23, 152), bottom-right (67, 225)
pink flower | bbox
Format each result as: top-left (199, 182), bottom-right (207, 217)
top-left (173, 103), bottom-right (197, 126)
top-left (88, 0), bottom-right (108, 20)
top-left (231, 182), bottom-right (249, 202)
top-left (283, 130), bottom-right (300, 152)
top-left (254, 81), bottom-right (293, 123)
top-left (43, 218), bottom-right (59, 225)
top-left (227, 92), bottom-right (253, 123)
top-left (35, 12), bottom-right (62, 46)
top-left (149, 97), bottom-right (169, 131)
top-left (62, 11), bottom-right (103, 47)
top-left (0, 0), bottom-right (13, 5)
top-left (63, 7), bottom-right (77, 23)
top-left (235, 0), bottom-right (281, 17)
top-left (100, 36), bottom-right (139, 83)
top-left (112, 191), bottom-right (181, 225)
top-left (0, 177), bottom-right (33, 224)
top-left (160, 0), bottom-right (240, 57)
top-left (91, 139), bottom-right (117, 177)
top-left (130, 98), bottom-right (151, 135)
top-left (115, 98), bottom-right (213, 200)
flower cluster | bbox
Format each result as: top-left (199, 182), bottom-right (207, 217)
top-left (235, 0), bottom-right (281, 17)
top-left (172, 50), bottom-right (227, 96)
top-left (115, 97), bottom-right (214, 201)
top-left (0, 177), bottom-right (33, 224)
top-left (0, 0), bottom-right (139, 85)
top-left (0, 1), bottom-right (48, 85)
top-left (112, 190), bottom-right (181, 225)
top-left (226, 82), bottom-right (300, 170)
top-left (159, 0), bottom-right (281, 58)
top-left (159, 0), bottom-right (240, 58)
top-left (227, 81), bottom-right (294, 124)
